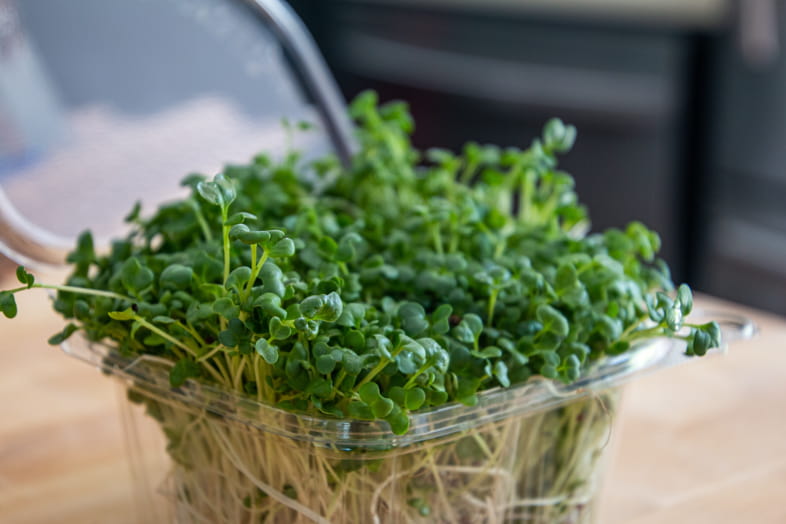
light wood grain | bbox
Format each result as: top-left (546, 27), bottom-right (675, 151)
top-left (1, 269), bottom-right (784, 523)
top-left (598, 300), bottom-right (786, 523)
top-left (0, 270), bottom-right (136, 524)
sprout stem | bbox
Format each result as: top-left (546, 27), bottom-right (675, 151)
top-left (7, 283), bottom-right (133, 302)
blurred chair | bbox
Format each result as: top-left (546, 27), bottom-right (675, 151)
top-left (0, 0), bottom-right (352, 268)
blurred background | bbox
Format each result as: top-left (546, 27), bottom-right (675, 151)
top-left (287, 0), bottom-right (786, 315)
top-left (1, 0), bottom-right (785, 315)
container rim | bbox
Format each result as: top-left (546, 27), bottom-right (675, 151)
top-left (60, 309), bottom-right (754, 449)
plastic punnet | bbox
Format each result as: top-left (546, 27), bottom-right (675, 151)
top-left (62, 311), bottom-right (753, 523)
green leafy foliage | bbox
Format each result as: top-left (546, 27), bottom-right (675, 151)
top-left (0, 91), bottom-right (722, 435)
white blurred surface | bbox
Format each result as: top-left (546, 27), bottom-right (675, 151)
top-left (1, 97), bottom-right (322, 245)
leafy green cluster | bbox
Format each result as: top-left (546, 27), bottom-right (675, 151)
top-left (0, 92), bottom-right (720, 434)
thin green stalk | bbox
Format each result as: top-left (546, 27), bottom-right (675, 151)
top-left (243, 247), bottom-right (269, 302)
top-left (353, 345), bottom-right (405, 393)
top-left (131, 314), bottom-right (198, 357)
top-left (619, 316), bottom-right (650, 340)
top-left (196, 344), bottom-right (224, 363)
top-left (622, 325), bottom-right (666, 343)
top-left (212, 357), bottom-right (233, 386)
top-left (190, 198), bottom-right (213, 242)
top-left (431, 225), bottom-right (444, 255)
top-left (460, 159), bottom-right (478, 185)
top-left (519, 169), bottom-right (535, 224)
top-left (226, 354), bottom-right (239, 389)
top-left (493, 236), bottom-right (507, 260)
top-left (448, 222), bottom-right (460, 253)
top-left (173, 319), bottom-right (208, 348)
top-left (326, 369), bottom-right (347, 402)
top-left (233, 357), bottom-right (247, 393)
top-left (7, 283), bottom-right (132, 302)
top-left (130, 317), bottom-right (226, 385)
top-left (253, 354), bottom-right (263, 402)
top-left (402, 359), bottom-right (439, 390)
top-left (488, 289), bottom-right (499, 325)
top-left (221, 206), bottom-right (231, 285)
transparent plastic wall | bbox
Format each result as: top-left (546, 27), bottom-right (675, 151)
top-left (118, 378), bottom-right (621, 523)
top-left (66, 311), bottom-right (752, 523)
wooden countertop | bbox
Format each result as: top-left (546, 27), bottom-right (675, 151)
top-left (1, 269), bottom-right (785, 523)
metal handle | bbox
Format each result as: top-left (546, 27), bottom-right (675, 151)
top-left (243, 0), bottom-right (356, 166)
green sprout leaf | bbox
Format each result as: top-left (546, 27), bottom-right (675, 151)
top-left (269, 317), bottom-right (293, 340)
top-left (108, 308), bottom-right (136, 321)
top-left (0, 291), bottom-right (17, 318)
top-left (196, 180), bottom-right (222, 206)
top-left (299, 292), bottom-right (343, 322)
top-left (269, 238), bottom-right (296, 258)
top-left (358, 382), bottom-right (395, 418)
top-left (120, 258), bottom-right (154, 295)
top-left (536, 305), bottom-right (569, 337)
top-left (65, 231), bottom-right (96, 269)
top-left (47, 323), bottom-right (79, 345)
top-left (255, 339), bottom-right (279, 364)
top-left (225, 211), bottom-right (257, 226)
top-left (229, 224), bottom-right (271, 245)
top-left (543, 118), bottom-right (577, 153)
top-left (385, 407), bottom-right (410, 435)
top-left (16, 266), bottom-right (35, 288)
top-left (454, 313), bottom-right (483, 345)
top-left (493, 361), bottom-right (510, 387)
top-left (213, 173), bottom-right (236, 205)
top-left (213, 297), bottom-right (240, 320)
top-left (316, 354), bottom-right (338, 375)
top-left (358, 382), bottom-right (382, 404)
top-left (398, 302), bottom-right (429, 337)
top-left (124, 201), bottom-right (142, 223)
top-left (160, 264), bottom-right (193, 290)
top-left (677, 284), bottom-right (693, 316)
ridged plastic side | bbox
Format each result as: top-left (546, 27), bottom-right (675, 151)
top-left (61, 310), bottom-right (754, 451)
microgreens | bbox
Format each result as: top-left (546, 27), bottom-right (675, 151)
top-left (0, 91), bottom-right (721, 435)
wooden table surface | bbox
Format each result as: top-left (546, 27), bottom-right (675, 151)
top-left (1, 269), bottom-right (785, 524)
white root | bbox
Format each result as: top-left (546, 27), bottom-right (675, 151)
top-left (127, 386), bottom-right (620, 523)
top-left (209, 423), bottom-right (331, 524)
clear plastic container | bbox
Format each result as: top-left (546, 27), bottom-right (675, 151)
top-left (62, 311), bottom-right (754, 523)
